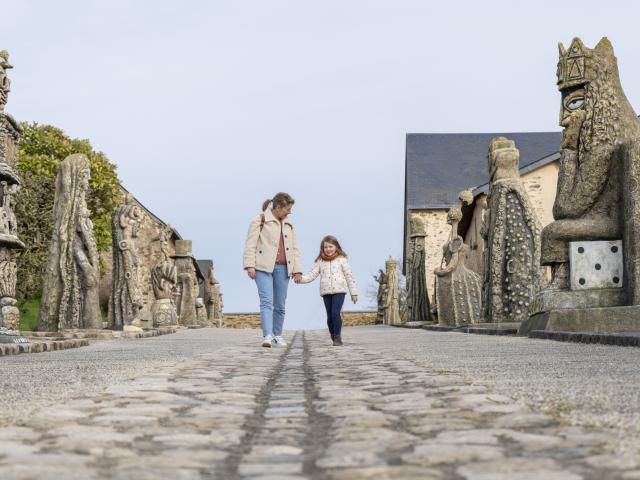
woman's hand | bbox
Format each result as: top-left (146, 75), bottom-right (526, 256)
top-left (246, 268), bottom-right (256, 280)
top-left (351, 294), bottom-right (358, 304)
top-left (293, 273), bottom-right (302, 284)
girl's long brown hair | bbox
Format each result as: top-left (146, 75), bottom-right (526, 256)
top-left (262, 192), bottom-right (295, 212)
top-left (315, 235), bottom-right (348, 261)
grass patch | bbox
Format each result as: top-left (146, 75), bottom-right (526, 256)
top-left (18, 297), bottom-right (40, 331)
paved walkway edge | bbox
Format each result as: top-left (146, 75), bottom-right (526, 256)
top-left (0, 338), bottom-right (89, 356)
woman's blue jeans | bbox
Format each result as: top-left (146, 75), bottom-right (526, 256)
top-left (255, 265), bottom-right (289, 337)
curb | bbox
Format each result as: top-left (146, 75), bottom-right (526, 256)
top-left (0, 338), bottom-right (89, 356)
top-left (23, 327), bottom-right (179, 340)
top-left (529, 330), bottom-right (640, 347)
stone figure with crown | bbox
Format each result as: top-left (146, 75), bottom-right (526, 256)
top-left (522, 37), bottom-right (640, 335)
top-left (173, 239), bottom-right (198, 326)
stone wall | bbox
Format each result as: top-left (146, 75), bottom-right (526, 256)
top-left (222, 311), bottom-right (378, 329)
top-left (520, 161), bottom-right (558, 228)
top-left (405, 209), bottom-right (449, 303)
top-left (222, 313), bottom-right (261, 329)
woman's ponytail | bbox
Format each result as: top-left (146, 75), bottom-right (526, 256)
top-left (262, 193), bottom-right (295, 212)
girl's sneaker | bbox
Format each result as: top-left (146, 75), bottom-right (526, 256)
top-left (333, 335), bottom-right (343, 346)
top-left (273, 336), bottom-right (287, 347)
top-left (262, 335), bottom-right (273, 348)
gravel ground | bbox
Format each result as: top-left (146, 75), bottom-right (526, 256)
top-left (346, 326), bottom-right (640, 452)
top-left (2, 325), bottom-right (638, 451)
top-left (0, 328), bottom-right (263, 424)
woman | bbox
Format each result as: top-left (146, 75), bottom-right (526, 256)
top-left (243, 192), bottom-right (302, 347)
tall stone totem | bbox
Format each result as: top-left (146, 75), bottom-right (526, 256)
top-left (523, 37), bottom-right (640, 334)
top-left (482, 137), bottom-right (544, 324)
top-left (383, 256), bottom-right (401, 325)
top-left (0, 51), bottom-right (25, 338)
top-left (150, 224), bottom-right (178, 327)
top-left (204, 264), bottom-right (222, 325)
top-left (406, 216), bottom-right (432, 322)
top-left (109, 195), bottom-right (144, 330)
top-left (39, 154), bottom-right (102, 331)
top-left (173, 240), bottom-right (198, 326)
top-left (434, 191), bottom-right (481, 326)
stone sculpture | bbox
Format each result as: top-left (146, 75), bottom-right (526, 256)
top-left (204, 264), bottom-right (222, 324)
top-left (0, 52), bottom-right (25, 342)
top-left (109, 195), bottom-right (144, 330)
top-left (374, 269), bottom-right (387, 324)
top-left (434, 191), bottom-right (481, 326)
top-left (196, 297), bottom-right (207, 323)
top-left (0, 165), bottom-right (25, 338)
top-left (150, 260), bottom-right (178, 327)
top-left (0, 51), bottom-right (21, 168)
top-left (406, 216), bottom-right (432, 322)
top-left (383, 256), bottom-right (401, 325)
top-left (482, 137), bottom-right (545, 323)
top-left (39, 154), bottom-right (101, 331)
top-left (523, 37), bottom-right (640, 334)
top-left (173, 240), bottom-right (198, 326)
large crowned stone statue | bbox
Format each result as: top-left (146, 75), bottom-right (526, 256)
top-left (0, 51), bottom-right (27, 344)
top-left (522, 37), bottom-right (640, 334)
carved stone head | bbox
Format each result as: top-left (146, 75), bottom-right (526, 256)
top-left (557, 37), bottom-right (640, 153)
top-left (488, 137), bottom-right (520, 181)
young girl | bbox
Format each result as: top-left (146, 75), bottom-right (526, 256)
top-left (296, 235), bottom-right (357, 346)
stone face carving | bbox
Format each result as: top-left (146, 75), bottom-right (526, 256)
top-left (383, 257), bottom-right (401, 325)
top-left (109, 195), bottom-right (144, 329)
top-left (434, 191), bottom-right (481, 326)
top-left (374, 269), bottom-right (387, 324)
top-left (39, 154), bottom-right (101, 331)
top-left (532, 37), bottom-right (640, 314)
top-left (482, 138), bottom-right (545, 323)
top-left (406, 216), bottom-right (432, 322)
top-left (173, 240), bottom-right (198, 326)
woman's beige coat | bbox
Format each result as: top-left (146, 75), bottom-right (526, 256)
top-left (243, 208), bottom-right (303, 277)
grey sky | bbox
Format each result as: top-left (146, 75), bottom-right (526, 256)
top-left (4, 1), bottom-right (640, 329)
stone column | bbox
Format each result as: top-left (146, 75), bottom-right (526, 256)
top-left (406, 216), bottom-right (432, 323)
top-left (39, 154), bottom-right (102, 331)
top-left (109, 195), bottom-right (144, 331)
top-left (383, 256), bottom-right (401, 325)
top-left (172, 240), bottom-right (197, 326)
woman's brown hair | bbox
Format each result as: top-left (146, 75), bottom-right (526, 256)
top-left (315, 235), bottom-right (348, 261)
top-left (262, 192), bottom-right (295, 212)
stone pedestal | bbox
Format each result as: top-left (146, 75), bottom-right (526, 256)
top-left (521, 306), bottom-right (640, 336)
top-left (152, 299), bottom-right (178, 327)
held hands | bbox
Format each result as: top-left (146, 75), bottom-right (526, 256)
top-left (246, 268), bottom-right (256, 280)
top-left (293, 273), bottom-right (302, 284)
top-left (351, 294), bottom-right (358, 304)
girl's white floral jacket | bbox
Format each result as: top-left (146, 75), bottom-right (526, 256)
top-left (299, 256), bottom-right (358, 296)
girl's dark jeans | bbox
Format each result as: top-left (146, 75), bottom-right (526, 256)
top-left (322, 293), bottom-right (346, 336)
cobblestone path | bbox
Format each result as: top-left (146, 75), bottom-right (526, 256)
top-left (0, 327), bottom-right (639, 479)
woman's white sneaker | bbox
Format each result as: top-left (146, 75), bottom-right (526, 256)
top-left (273, 336), bottom-right (287, 347)
top-left (262, 335), bottom-right (273, 348)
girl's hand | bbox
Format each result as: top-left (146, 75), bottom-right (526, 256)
top-left (246, 268), bottom-right (256, 280)
top-left (293, 273), bottom-right (302, 284)
top-left (351, 294), bottom-right (358, 304)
